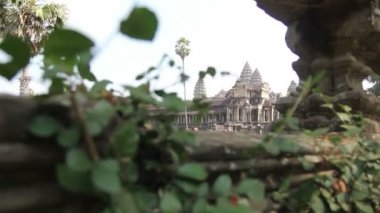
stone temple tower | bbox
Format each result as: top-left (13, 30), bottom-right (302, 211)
top-left (240, 62), bottom-right (253, 84)
top-left (193, 78), bottom-right (206, 100)
top-left (18, 70), bottom-right (33, 96)
top-left (287, 80), bottom-right (297, 96)
top-left (251, 68), bottom-right (263, 85)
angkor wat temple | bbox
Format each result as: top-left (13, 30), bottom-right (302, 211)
top-left (174, 62), bottom-right (286, 132)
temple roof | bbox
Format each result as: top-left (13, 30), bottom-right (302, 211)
top-left (251, 68), bottom-right (262, 85)
top-left (214, 89), bottom-right (227, 98)
top-left (234, 77), bottom-right (245, 88)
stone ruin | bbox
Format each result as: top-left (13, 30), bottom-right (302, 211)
top-left (256, 0), bottom-right (380, 135)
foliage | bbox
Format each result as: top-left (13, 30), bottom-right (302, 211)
top-left (0, 0), bottom-right (66, 53)
top-left (1, 2), bottom-right (380, 213)
top-left (175, 37), bottom-right (190, 60)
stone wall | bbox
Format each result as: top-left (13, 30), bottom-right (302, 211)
top-left (0, 94), bottom-right (349, 211)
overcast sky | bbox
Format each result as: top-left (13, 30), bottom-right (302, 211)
top-left (0, 0), bottom-right (299, 98)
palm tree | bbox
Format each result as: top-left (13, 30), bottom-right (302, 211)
top-left (175, 37), bottom-right (190, 130)
top-left (0, 0), bottom-right (66, 95)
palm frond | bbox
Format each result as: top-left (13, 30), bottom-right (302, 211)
top-left (0, 0), bottom-right (67, 53)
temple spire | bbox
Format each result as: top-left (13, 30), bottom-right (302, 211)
top-left (287, 80), bottom-right (297, 95)
top-left (251, 68), bottom-right (262, 85)
top-left (19, 70), bottom-right (33, 96)
top-left (193, 78), bottom-right (206, 99)
top-left (239, 62), bottom-right (253, 84)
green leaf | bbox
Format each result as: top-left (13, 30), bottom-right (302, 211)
top-left (192, 199), bottom-right (208, 213)
top-left (169, 130), bottom-right (195, 144)
top-left (300, 158), bottom-right (315, 171)
top-left (278, 177), bottom-right (291, 192)
top-left (262, 141), bottom-right (280, 155)
top-left (112, 190), bottom-right (139, 213)
top-left (220, 71), bottom-right (231, 76)
top-left (85, 100), bottom-right (116, 136)
top-left (321, 103), bottom-right (333, 110)
top-left (177, 163), bottom-right (207, 181)
top-left (292, 181), bottom-right (318, 205)
top-left (78, 51), bottom-right (96, 81)
top-left (90, 80), bottom-right (112, 94)
top-left (310, 194), bottom-right (325, 213)
top-left (180, 73), bottom-right (189, 82)
top-left (197, 183), bottom-right (209, 197)
top-left (351, 189), bottom-right (368, 201)
top-left (212, 175), bottom-right (232, 197)
top-left (49, 78), bottom-right (65, 95)
top-left (273, 136), bottom-right (298, 153)
top-left (124, 162), bottom-right (139, 183)
top-left (28, 115), bottom-right (61, 137)
top-left (174, 180), bottom-right (198, 194)
top-left (206, 67), bottom-right (216, 77)
top-left (160, 192), bottom-right (182, 213)
top-left (0, 36), bottom-right (31, 80)
top-left (44, 29), bottom-right (94, 56)
top-left (136, 73), bottom-right (145, 80)
top-left (199, 71), bottom-right (206, 80)
top-left (327, 200), bottom-right (340, 212)
top-left (93, 100), bottom-right (115, 119)
top-left (215, 198), bottom-right (252, 213)
top-left (112, 121), bottom-right (140, 157)
top-left (91, 159), bottom-right (122, 194)
top-left (56, 164), bottom-right (92, 192)
top-left (98, 159), bottom-right (120, 172)
top-left (308, 128), bottom-right (329, 137)
top-left (66, 148), bottom-right (93, 172)
top-left (339, 104), bottom-right (352, 113)
top-left (341, 124), bottom-right (362, 136)
top-left (133, 190), bottom-right (159, 212)
top-left (329, 135), bottom-right (341, 144)
top-left (120, 7), bottom-right (158, 41)
top-left (129, 84), bottom-right (156, 103)
top-left (161, 94), bottom-right (185, 111)
top-left (86, 121), bottom-right (103, 137)
top-left (355, 201), bottom-right (374, 213)
top-left (58, 128), bottom-right (80, 148)
top-left (336, 112), bottom-right (350, 122)
top-left (236, 178), bottom-right (265, 202)
top-left (320, 188), bottom-right (332, 199)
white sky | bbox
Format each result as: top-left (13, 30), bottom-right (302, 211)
top-left (0, 0), bottom-right (299, 98)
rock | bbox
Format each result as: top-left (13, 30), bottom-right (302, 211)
top-left (256, 0), bottom-right (380, 136)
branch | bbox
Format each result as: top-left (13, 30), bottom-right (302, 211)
top-left (69, 90), bottom-right (99, 161)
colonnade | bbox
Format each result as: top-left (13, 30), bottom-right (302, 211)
top-left (174, 113), bottom-right (227, 125)
top-left (174, 106), bottom-right (280, 126)
top-left (226, 106), bottom-right (279, 123)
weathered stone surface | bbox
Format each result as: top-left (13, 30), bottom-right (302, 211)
top-left (256, 0), bottom-right (380, 132)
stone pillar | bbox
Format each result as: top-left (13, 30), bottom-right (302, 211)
top-left (257, 108), bottom-right (262, 123)
top-left (263, 110), bottom-right (266, 122)
top-left (241, 108), bottom-right (245, 122)
top-left (248, 109), bottom-right (251, 123)
top-left (234, 106), bottom-right (239, 122)
top-left (226, 108), bottom-right (230, 122)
